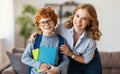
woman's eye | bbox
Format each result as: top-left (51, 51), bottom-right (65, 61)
top-left (82, 17), bottom-right (89, 21)
top-left (76, 14), bottom-right (79, 18)
top-left (83, 18), bottom-right (87, 20)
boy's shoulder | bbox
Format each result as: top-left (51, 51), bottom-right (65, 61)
top-left (34, 34), bottom-right (65, 46)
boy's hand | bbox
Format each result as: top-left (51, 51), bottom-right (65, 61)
top-left (45, 65), bottom-right (58, 74)
top-left (39, 63), bottom-right (49, 73)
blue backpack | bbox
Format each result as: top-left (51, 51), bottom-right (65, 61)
top-left (28, 34), bottom-right (64, 74)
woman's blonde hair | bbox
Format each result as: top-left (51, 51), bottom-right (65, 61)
top-left (34, 7), bottom-right (58, 32)
top-left (64, 3), bottom-right (102, 40)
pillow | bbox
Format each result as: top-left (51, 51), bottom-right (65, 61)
top-left (6, 51), bottom-right (28, 74)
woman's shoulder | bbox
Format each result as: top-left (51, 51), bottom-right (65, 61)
top-left (84, 35), bottom-right (96, 44)
top-left (56, 23), bottom-right (64, 29)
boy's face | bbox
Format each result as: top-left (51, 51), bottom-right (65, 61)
top-left (39, 17), bottom-right (55, 35)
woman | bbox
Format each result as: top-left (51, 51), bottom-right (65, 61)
top-left (30, 3), bottom-right (102, 74)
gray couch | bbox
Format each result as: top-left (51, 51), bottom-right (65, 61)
top-left (100, 51), bottom-right (120, 74)
top-left (0, 48), bottom-right (120, 74)
top-left (0, 48), bottom-right (25, 74)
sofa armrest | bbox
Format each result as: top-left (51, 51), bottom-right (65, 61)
top-left (0, 62), bottom-right (10, 74)
top-left (2, 66), bottom-right (16, 74)
top-left (12, 48), bottom-right (24, 54)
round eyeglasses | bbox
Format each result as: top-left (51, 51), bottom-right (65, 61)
top-left (39, 19), bottom-right (53, 26)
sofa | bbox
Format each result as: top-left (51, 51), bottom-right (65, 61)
top-left (0, 48), bottom-right (26, 74)
top-left (0, 48), bottom-right (120, 74)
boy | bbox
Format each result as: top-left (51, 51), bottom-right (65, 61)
top-left (21, 7), bottom-right (67, 74)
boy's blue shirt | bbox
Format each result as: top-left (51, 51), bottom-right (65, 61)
top-left (21, 34), bottom-right (68, 74)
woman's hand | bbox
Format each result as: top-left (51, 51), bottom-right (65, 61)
top-left (60, 45), bottom-right (73, 57)
top-left (60, 45), bottom-right (85, 63)
top-left (28, 32), bottom-right (38, 42)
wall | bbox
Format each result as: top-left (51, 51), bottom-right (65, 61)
top-left (0, 39), bottom-right (3, 64)
top-left (0, 0), bottom-right (14, 65)
top-left (14, 0), bottom-right (120, 51)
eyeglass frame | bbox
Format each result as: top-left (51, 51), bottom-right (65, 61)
top-left (39, 19), bottom-right (53, 26)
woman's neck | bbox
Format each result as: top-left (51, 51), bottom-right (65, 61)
top-left (73, 30), bottom-right (83, 46)
top-left (74, 29), bottom-right (83, 36)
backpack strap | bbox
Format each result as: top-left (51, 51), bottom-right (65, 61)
top-left (34, 34), bottom-right (42, 49)
top-left (57, 35), bottom-right (64, 65)
top-left (28, 34), bottom-right (42, 74)
top-left (57, 35), bottom-right (65, 74)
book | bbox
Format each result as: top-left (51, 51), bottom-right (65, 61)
top-left (38, 46), bottom-right (57, 66)
top-left (32, 48), bottom-right (39, 61)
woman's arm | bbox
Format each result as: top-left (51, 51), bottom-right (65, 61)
top-left (60, 40), bottom-right (96, 64)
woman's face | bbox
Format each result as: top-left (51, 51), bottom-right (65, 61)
top-left (39, 17), bottom-right (55, 35)
top-left (73, 9), bottom-right (90, 32)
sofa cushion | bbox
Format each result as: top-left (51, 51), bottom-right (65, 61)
top-left (0, 61), bottom-right (10, 74)
top-left (100, 52), bottom-right (120, 69)
top-left (111, 52), bottom-right (120, 68)
top-left (6, 51), bottom-right (27, 74)
top-left (102, 68), bottom-right (111, 74)
top-left (2, 66), bottom-right (16, 74)
top-left (100, 52), bottom-right (112, 68)
top-left (12, 48), bottom-right (24, 54)
top-left (111, 69), bottom-right (120, 74)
